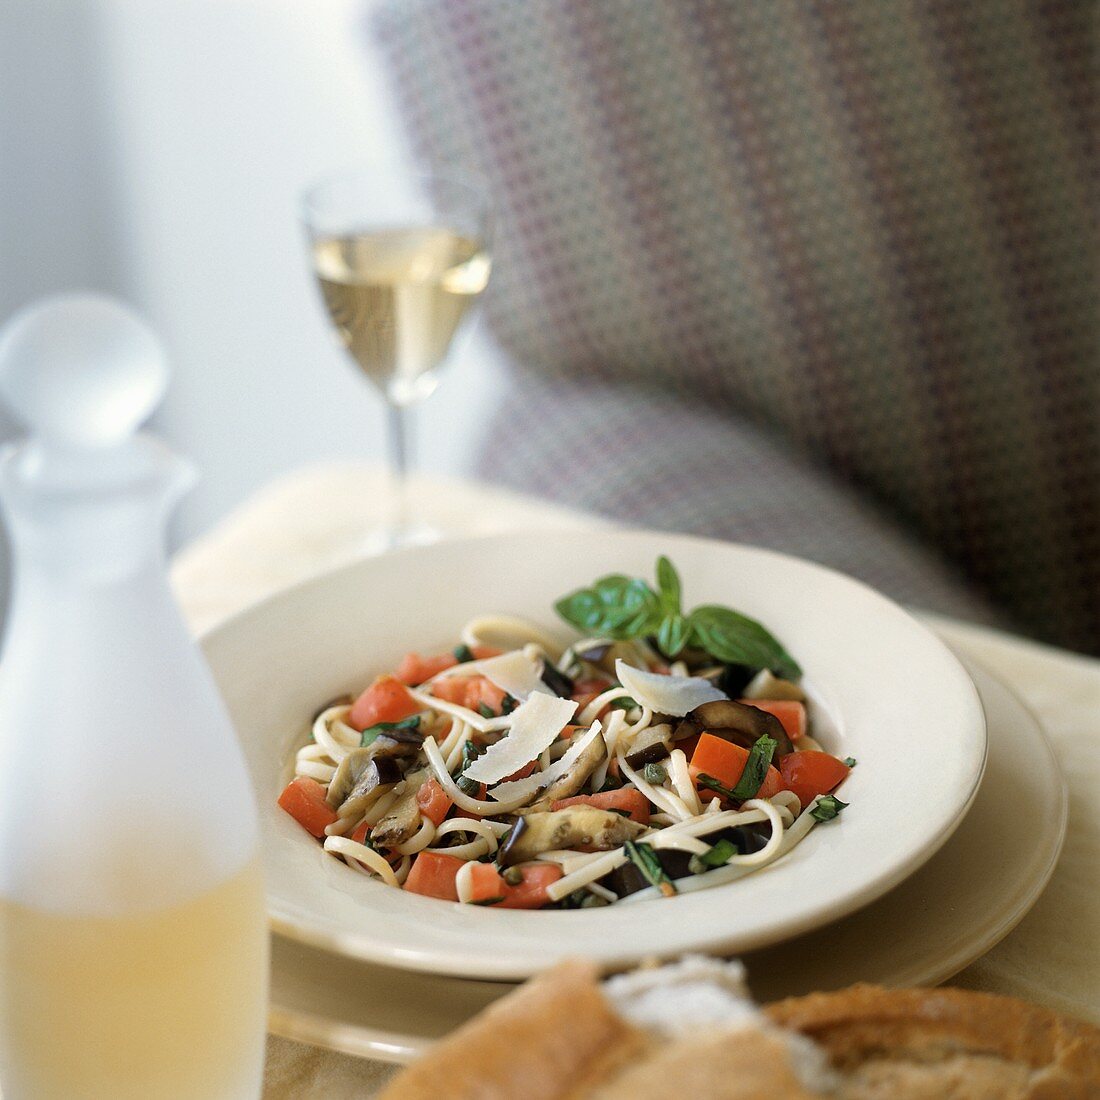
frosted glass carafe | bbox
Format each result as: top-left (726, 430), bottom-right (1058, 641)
top-left (0, 296), bottom-right (267, 1098)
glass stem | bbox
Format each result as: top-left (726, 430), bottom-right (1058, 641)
top-left (386, 400), bottom-right (410, 543)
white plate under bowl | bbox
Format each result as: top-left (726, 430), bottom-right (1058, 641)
top-left (204, 530), bottom-right (987, 980)
top-left (264, 655), bottom-right (1065, 1063)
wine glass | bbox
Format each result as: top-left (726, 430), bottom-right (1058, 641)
top-left (301, 165), bottom-right (492, 550)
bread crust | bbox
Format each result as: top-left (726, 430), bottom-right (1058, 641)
top-left (376, 960), bottom-right (648, 1100)
top-left (765, 983), bottom-right (1100, 1098)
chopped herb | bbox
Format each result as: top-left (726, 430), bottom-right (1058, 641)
top-left (598, 774), bottom-right (623, 792)
top-left (470, 896), bottom-right (506, 906)
top-left (843, 756), bottom-right (857, 768)
top-left (501, 866), bottom-right (524, 886)
top-left (688, 838), bottom-right (738, 874)
top-left (696, 773), bottom-right (739, 802)
top-left (642, 762), bottom-right (669, 785)
top-left (608, 696), bottom-right (639, 711)
top-left (501, 693), bottom-right (519, 715)
top-left (455, 741), bottom-right (486, 796)
top-left (624, 840), bottom-right (677, 897)
top-left (731, 734), bottom-right (778, 800)
top-left (453, 643), bottom-right (475, 664)
top-left (810, 794), bottom-right (848, 822)
top-left (360, 714), bottom-right (421, 748)
top-left (477, 702), bottom-right (495, 719)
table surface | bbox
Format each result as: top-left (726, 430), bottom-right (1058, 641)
top-left (171, 463), bottom-right (1100, 1099)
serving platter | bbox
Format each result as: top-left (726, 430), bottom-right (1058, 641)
top-left (205, 530), bottom-right (987, 979)
top-left (265, 655), bottom-right (1065, 1062)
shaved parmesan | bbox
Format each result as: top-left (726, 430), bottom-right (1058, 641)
top-left (462, 693), bottom-right (577, 785)
top-left (470, 650), bottom-right (550, 702)
top-left (487, 719), bottom-right (604, 802)
top-left (615, 660), bottom-right (725, 717)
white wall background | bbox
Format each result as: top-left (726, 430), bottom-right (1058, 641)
top-left (0, 0), bottom-right (506, 541)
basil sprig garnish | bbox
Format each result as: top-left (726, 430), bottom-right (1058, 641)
top-left (695, 735), bottom-right (777, 803)
top-left (555, 556), bottom-right (800, 678)
top-left (810, 794), bottom-right (848, 822)
top-left (360, 714), bottom-right (421, 748)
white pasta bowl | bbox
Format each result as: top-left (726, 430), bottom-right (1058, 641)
top-left (203, 529), bottom-right (987, 980)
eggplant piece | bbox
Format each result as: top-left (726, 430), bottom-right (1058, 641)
top-left (672, 699), bottom-right (792, 757)
top-left (742, 669), bottom-right (805, 702)
top-left (370, 767), bottom-right (432, 849)
top-left (498, 808), bottom-right (643, 866)
top-left (540, 661), bottom-right (575, 699)
top-left (326, 751), bottom-right (403, 818)
top-left (623, 722), bottom-right (673, 769)
top-left (525, 732), bottom-right (606, 811)
top-left (368, 728), bottom-right (424, 759)
top-left (602, 847), bottom-right (694, 897)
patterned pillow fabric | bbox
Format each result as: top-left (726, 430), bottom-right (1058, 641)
top-left (479, 375), bottom-right (1003, 626)
top-left (373, 0), bottom-right (1097, 651)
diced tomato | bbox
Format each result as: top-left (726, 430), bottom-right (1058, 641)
top-left (466, 862), bottom-right (508, 905)
top-left (349, 675), bottom-right (421, 732)
top-left (416, 779), bottom-right (453, 826)
top-left (396, 646), bottom-right (502, 686)
top-left (552, 788), bottom-right (651, 825)
top-left (495, 863), bottom-right (564, 909)
top-left (431, 675), bottom-right (508, 715)
top-left (396, 652), bottom-right (456, 685)
top-left (349, 820), bottom-right (370, 845)
top-left (430, 677), bottom-right (471, 705)
top-left (738, 699), bottom-right (807, 741)
top-left (277, 776), bottom-right (338, 838)
top-left (779, 751), bottom-right (851, 809)
top-left (503, 760), bottom-right (538, 784)
top-left (689, 733), bottom-right (784, 801)
top-left (404, 852), bottom-right (464, 901)
top-left (465, 677), bottom-right (507, 714)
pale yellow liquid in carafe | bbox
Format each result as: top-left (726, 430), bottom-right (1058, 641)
top-left (0, 860), bottom-right (266, 1099)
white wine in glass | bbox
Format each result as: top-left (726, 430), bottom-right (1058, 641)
top-left (303, 168), bottom-right (492, 548)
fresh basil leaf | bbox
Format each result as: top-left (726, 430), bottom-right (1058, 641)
top-left (843, 756), bottom-right (857, 769)
top-left (689, 605), bottom-right (801, 679)
top-left (554, 574), bottom-right (662, 639)
top-left (688, 838), bottom-right (738, 874)
top-left (453, 643), bottom-right (475, 663)
top-left (656, 555), bottom-right (682, 615)
top-left (657, 612), bottom-right (692, 657)
top-left (810, 794), bottom-right (848, 822)
top-left (731, 734), bottom-right (778, 800)
top-left (455, 741), bottom-right (486, 795)
top-left (360, 714), bottom-right (421, 747)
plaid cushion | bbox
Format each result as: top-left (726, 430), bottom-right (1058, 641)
top-left (374, 0), bottom-right (1097, 651)
top-left (478, 375), bottom-right (1003, 626)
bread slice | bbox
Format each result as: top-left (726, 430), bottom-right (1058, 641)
top-left (379, 962), bottom-right (1100, 1099)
